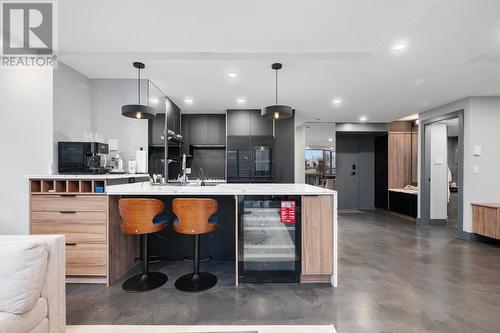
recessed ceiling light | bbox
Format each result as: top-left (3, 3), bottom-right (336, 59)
top-left (391, 41), bottom-right (408, 54)
top-left (228, 72), bottom-right (238, 79)
top-left (184, 98), bottom-right (193, 105)
top-left (305, 146), bottom-right (310, 149)
top-left (328, 138), bottom-right (333, 142)
top-left (359, 116), bottom-right (368, 122)
top-left (149, 98), bottom-right (159, 105)
top-left (237, 98), bottom-right (246, 104)
top-left (332, 98), bottom-right (342, 106)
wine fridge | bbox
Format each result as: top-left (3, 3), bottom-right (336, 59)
top-left (238, 195), bottom-right (301, 283)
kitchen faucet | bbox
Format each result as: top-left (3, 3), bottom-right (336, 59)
top-left (200, 168), bottom-right (206, 186)
top-left (180, 153), bottom-right (187, 185)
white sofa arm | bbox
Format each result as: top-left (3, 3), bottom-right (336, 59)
top-left (0, 235), bottom-right (65, 333)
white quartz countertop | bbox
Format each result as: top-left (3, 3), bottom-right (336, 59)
top-left (106, 182), bottom-right (336, 196)
top-left (389, 188), bottom-right (418, 195)
top-left (25, 174), bottom-right (150, 180)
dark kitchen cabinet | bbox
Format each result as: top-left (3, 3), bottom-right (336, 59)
top-left (188, 115), bottom-right (208, 146)
top-left (227, 109), bottom-right (273, 136)
top-left (274, 112), bottom-right (295, 183)
top-left (227, 110), bottom-right (251, 136)
top-left (207, 114), bottom-right (226, 145)
top-left (148, 114), bottom-right (165, 147)
top-left (166, 97), bottom-right (181, 135)
top-left (389, 191), bottom-right (417, 218)
top-left (250, 110), bottom-right (273, 136)
top-left (181, 114), bottom-right (226, 151)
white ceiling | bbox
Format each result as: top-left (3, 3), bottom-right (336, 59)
top-left (59, 0), bottom-right (500, 123)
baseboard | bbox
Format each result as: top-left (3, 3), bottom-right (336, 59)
top-left (389, 211), bottom-right (416, 223)
top-left (462, 231), bottom-right (500, 243)
top-left (300, 274), bottom-right (332, 284)
top-left (429, 218), bottom-right (447, 225)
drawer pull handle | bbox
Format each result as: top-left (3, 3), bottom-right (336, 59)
top-left (60, 211), bottom-right (76, 214)
top-left (65, 243), bottom-right (77, 246)
top-left (60, 194), bottom-right (77, 197)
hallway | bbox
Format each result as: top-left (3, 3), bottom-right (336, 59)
top-left (67, 212), bottom-right (500, 332)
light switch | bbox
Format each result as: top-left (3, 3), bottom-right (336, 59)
top-left (108, 139), bottom-right (118, 151)
top-left (186, 168), bottom-right (192, 175)
top-left (473, 145), bottom-right (482, 156)
top-left (473, 165), bottom-right (480, 174)
top-left (434, 157), bottom-right (444, 165)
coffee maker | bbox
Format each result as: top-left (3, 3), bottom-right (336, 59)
top-left (58, 142), bottom-right (109, 174)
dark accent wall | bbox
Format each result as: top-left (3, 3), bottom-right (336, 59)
top-left (374, 134), bottom-right (389, 210)
top-left (275, 113), bottom-right (295, 183)
top-left (189, 148), bottom-right (226, 179)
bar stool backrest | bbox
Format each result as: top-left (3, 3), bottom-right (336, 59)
top-left (119, 198), bottom-right (165, 235)
top-left (172, 198), bottom-right (218, 235)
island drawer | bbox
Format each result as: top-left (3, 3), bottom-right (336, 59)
top-left (31, 211), bottom-right (107, 243)
top-left (65, 243), bottom-right (107, 276)
top-left (31, 195), bottom-right (107, 212)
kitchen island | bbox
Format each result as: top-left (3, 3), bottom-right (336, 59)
top-left (107, 182), bottom-right (338, 286)
top-left (28, 177), bottom-right (337, 287)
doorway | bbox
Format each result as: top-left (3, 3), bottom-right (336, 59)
top-left (420, 110), bottom-right (464, 238)
top-left (336, 134), bottom-right (376, 210)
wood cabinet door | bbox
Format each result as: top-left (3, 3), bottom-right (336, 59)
top-left (301, 195), bottom-right (333, 275)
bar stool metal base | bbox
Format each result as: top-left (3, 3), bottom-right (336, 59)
top-left (175, 272), bottom-right (217, 292)
top-left (122, 272), bottom-right (167, 293)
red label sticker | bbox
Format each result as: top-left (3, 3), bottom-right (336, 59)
top-left (280, 200), bottom-right (296, 224)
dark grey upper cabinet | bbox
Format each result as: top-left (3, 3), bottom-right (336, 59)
top-left (182, 114), bottom-right (226, 147)
top-left (188, 115), bottom-right (208, 145)
top-left (227, 110), bottom-right (273, 137)
top-left (166, 97), bottom-right (181, 134)
top-left (250, 110), bottom-right (273, 136)
top-left (207, 114), bottom-right (226, 145)
top-left (148, 114), bottom-right (165, 146)
top-left (180, 115), bottom-right (190, 154)
top-left (226, 110), bottom-right (251, 136)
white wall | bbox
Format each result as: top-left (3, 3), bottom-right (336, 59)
top-left (294, 123), bottom-right (305, 183)
top-left (419, 97), bottom-right (500, 233)
top-left (90, 79), bottom-right (149, 161)
top-left (0, 70), bottom-right (53, 234)
top-left (429, 123), bottom-right (448, 220)
top-left (53, 63), bottom-right (92, 169)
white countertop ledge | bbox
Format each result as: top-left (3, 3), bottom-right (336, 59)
top-left (25, 174), bottom-right (150, 180)
top-left (106, 182), bottom-right (337, 196)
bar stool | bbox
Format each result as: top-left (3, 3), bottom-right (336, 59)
top-left (118, 198), bottom-right (168, 292)
top-left (172, 198), bottom-right (220, 292)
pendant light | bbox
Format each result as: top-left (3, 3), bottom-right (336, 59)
top-left (261, 63), bottom-right (293, 120)
top-left (122, 62), bottom-right (156, 119)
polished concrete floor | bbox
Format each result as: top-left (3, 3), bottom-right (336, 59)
top-left (67, 212), bottom-right (500, 332)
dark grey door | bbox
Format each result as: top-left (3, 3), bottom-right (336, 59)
top-left (336, 136), bottom-right (359, 209)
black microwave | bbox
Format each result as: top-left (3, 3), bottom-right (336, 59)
top-left (58, 142), bottom-right (109, 174)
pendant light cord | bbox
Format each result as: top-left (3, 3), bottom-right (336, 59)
top-left (275, 69), bottom-right (278, 105)
top-left (138, 67), bottom-right (141, 104)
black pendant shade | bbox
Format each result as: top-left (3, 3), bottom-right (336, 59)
top-left (262, 63), bottom-right (292, 120)
top-left (261, 105), bottom-right (293, 120)
top-left (122, 62), bottom-right (156, 119)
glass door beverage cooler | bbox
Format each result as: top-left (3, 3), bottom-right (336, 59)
top-left (238, 195), bottom-right (301, 283)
